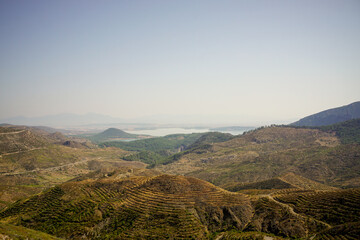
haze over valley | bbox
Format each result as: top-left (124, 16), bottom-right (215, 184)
top-left (1, 1), bottom-right (360, 239)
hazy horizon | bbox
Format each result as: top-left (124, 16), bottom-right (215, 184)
top-left (0, 111), bottom-right (291, 127)
top-left (1, 1), bottom-right (360, 125)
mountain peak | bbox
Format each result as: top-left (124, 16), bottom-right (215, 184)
top-left (292, 101), bottom-right (360, 127)
top-left (90, 127), bottom-right (139, 143)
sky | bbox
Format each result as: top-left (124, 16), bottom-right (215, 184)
top-left (1, 0), bottom-right (359, 125)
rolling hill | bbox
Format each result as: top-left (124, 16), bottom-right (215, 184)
top-left (0, 103), bottom-right (359, 239)
top-left (1, 169), bottom-right (351, 239)
top-left (0, 172), bottom-right (253, 239)
top-left (186, 132), bottom-right (234, 150)
top-left (155, 125), bottom-right (360, 188)
top-left (292, 101), bottom-right (360, 127)
top-left (103, 132), bottom-right (234, 168)
top-left (89, 128), bottom-right (141, 143)
top-left (0, 121), bottom-right (359, 239)
top-left (1, 169), bottom-right (358, 239)
top-left (0, 127), bottom-right (48, 155)
top-left (0, 125), bottom-right (144, 209)
top-left (226, 172), bottom-right (337, 192)
top-left (0, 125), bottom-right (94, 155)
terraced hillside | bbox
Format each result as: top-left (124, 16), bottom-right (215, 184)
top-left (0, 147), bottom-right (144, 209)
top-left (274, 188), bottom-right (360, 239)
top-left (1, 170), bottom-right (359, 239)
top-left (274, 188), bottom-right (360, 226)
top-left (0, 174), bottom-right (253, 239)
top-left (244, 194), bottom-right (330, 238)
top-left (155, 126), bottom-right (360, 188)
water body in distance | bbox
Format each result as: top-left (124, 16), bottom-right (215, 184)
top-left (126, 128), bottom-right (210, 137)
top-left (126, 127), bottom-right (255, 137)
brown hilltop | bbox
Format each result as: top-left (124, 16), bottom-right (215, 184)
top-left (0, 127), bottom-right (47, 155)
top-left (143, 174), bottom-right (221, 194)
top-left (226, 172), bottom-right (337, 192)
top-left (0, 125), bottom-right (93, 155)
top-left (278, 172), bottom-right (337, 190)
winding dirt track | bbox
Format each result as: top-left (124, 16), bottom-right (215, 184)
top-left (0, 130), bottom-right (26, 135)
top-left (0, 147), bottom-right (45, 157)
top-left (0, 158), bottom-right (95, 176)
top-left (264, 194), bottom-right (332, 229)
top-left (0, 130), bottom-right (41, 157)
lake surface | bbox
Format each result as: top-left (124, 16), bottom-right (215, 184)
top-left (126, 128), bottom-right (210, 137)
top-left (126, 127), bottom-right (250, 137)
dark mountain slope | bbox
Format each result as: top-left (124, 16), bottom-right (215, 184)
top-left (317, 118), bottom-right (360, 144)
top-left (292, 101), bottom-right (360, 127)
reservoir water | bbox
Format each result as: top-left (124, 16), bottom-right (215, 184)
top-left (126, 128), bottom-right (210, 137)
top-left (126, 127), bottom-right (251, 137)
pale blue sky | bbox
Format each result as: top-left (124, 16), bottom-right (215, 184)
top-left (1, 0), bottom-right (359, 124)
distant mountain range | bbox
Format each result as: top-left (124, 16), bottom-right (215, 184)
top-left (0, 113), bottom-right (124, 128)
top-left (292, 101), bottom-right (360, 126)
top-left (0, 113), bottom-right (252, 129)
